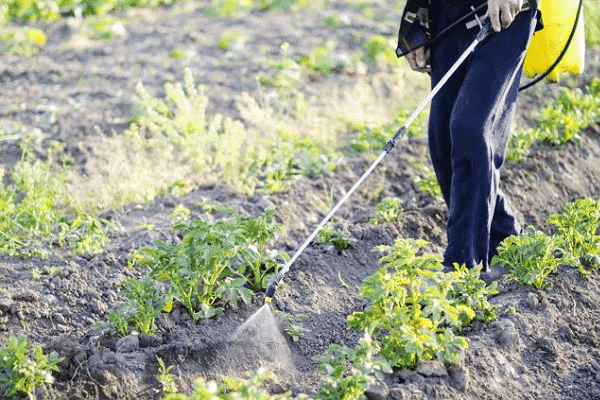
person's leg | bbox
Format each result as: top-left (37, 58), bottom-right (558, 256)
top-left (444, 10), bottom-right (537, 269)
top-left (428, 32), bottom-right (465, 207)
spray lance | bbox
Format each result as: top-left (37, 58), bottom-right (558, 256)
top-left (265, 18), bottom-right (492, 301)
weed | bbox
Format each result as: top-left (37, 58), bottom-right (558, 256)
top-left (257, 57), bottom-right (303, 88)
top-left (363, 35), bottom-right (396, 67)
top-left (370, 196), bottom-right (403, 224)
top-left (584, 0), bottom-right (600, 45)
top-left (338, 271), bottom-right (349, 289)
top-left (204, 0), bottom-right (253, 17)
top-left (348, 107), bottom-right (427, 153)
top-left (83, 16), bottom-right (127, 40)
top-left (1, 0), bottom-right (179, 21)
top-left (0, 335), bottom-right (63, 398)
top-left (0, 149), bottom-right (112, 258)
top-left (218, 31), bottom-right (247, 51)
top-left (300, 40), bottom-right (346, 74)
top-left (323, 13), bottom-right (351, 28)
top-left (198, 199), bottom-right (237, 215)
top-left (167, 204), bottom-right (191, 223)
top-left (119, 68), bottom-right (339, 200)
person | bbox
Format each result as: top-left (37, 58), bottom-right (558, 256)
top-left (396, 0), bottom-right (542, 280)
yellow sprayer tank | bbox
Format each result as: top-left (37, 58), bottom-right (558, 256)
top-left (523, 0), bottom-right (585, 82)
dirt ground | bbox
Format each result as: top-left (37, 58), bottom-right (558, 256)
top-left (1, 1), bottom-right (600, 399)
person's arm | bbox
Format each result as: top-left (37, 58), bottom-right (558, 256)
top-left (396, 0), bottom-right (431, 73)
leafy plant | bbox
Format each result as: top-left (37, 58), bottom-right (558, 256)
top-left (136, 210), bottom-right (285, 320)
top-left (0, 26), bottom-right (47, 56)
top-left (414, 164), bottom-right (442, 198)
top-left (348, 239), bottom-right (494, 369)
top-left (106, 276), bottom-right (168, 336)
top-left (257, 57), bottom-right (303, 89)
top-left (507, 127), bottom-right (539, 162)
top-left (236, 209), bottom-right (287, 289)
top-left (348, 108), bottom-right (427, 153)
top-left (0, 149), bottom-right (112, 258)
top-left (156, 356), bottom-right (178, 395)
top-left (300, 40), bottom-right (346, 74)
top-left (369, 196), bottom-right (403, 224)
top-left (446, 264), bottom-right (498, 323)
top-left (215, 277), bottom-right (253, 309)
top-left (165, 368), bottom-right (304, 400)
top-left (491, 226), bottom-right (573, 288)
top-left (314, 335), bottom-right (392, 400)
top-left (198, 198), bottom-right (237, 215)
top-left (317, 226), bottom-right (355, 251)
top-left (0, 335), bottom-right (63, 398)
top-left (272, 310), bottom-right (309, 342)
top-left (507, 78), bottom-right (600, 162)
top-left (363, 35), bottom-right (396, 67)
top-left (548, 198), bottom-right (600, 271)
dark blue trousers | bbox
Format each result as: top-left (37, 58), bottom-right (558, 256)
top-left (428, 9), bottom-right (538, 269)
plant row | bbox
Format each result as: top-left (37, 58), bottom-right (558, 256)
top-left (101, 208), bottom-right (288, 335)
top-left (508, 77), bottom-right (600, 162)
top-left (2, 195), bottom-right (599, 398)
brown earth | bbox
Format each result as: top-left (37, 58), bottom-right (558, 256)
top-left (1, 1), bottom-right (600, 399)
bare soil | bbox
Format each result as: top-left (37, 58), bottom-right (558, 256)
top-left (1, 1), bottom-right (600, 399)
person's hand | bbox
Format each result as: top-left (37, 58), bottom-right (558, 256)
top-left (406, 46), bottom-right (431, 73)
top-left (486, 0), bottom-right (524, 32)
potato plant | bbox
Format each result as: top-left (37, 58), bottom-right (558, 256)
top-left (413, 164), bottom-right (442, 198)
top-left (316, 226), bottom-right (355, 251)
top-left (491, 227), bottom-right (568, 289)
top-left (0, 335), bottom-right (63, 398)
top-left (369, 196), bottom-right (404, 224)
top-left (492, 198), bottom-right (600, 287)
top-left (348, 239), bottom-right (496, 369)
top-left (165, 368), bottom-right (306, 400)
top-left (106, 276), bottom-right (168, 336)
top-left (548, 198), bottom-right (600, 270)
top-left (135, 209), bottom-right (286, 321)
top-left (507, 77), bottom-right (600, 162)
top-left (314, 335), bottom-right (392, 400)
top-left (348, 108), bottom-right (427, 153)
